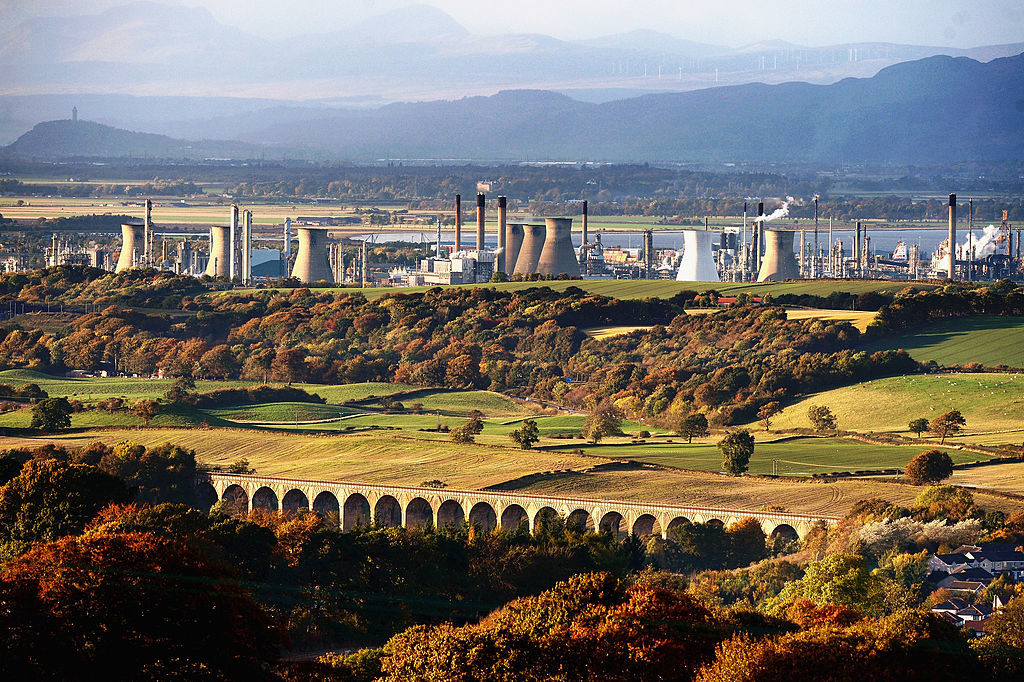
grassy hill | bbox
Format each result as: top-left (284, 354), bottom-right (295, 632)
top-left (863, 315), bottom-right (1024, 368)
top-left (760, 373), bottom-right (1024, 441)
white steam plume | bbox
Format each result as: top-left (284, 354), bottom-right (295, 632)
top-left (757, 196), bottom-right (794, 223)
top-left (957, 225), bottom-right (1002, 259)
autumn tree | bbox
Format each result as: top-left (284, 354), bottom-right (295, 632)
top-left (718, 430), bottom-right (755, 476)
top-left (509, 419), bottom-right (540, 449)
top-left (582, 399), bottom-right (622, 443)
top-left (807, 405), bottom-right (838, 434)
top-left (904, 449), bottom-right (954, 485)
top-left (0, 530), bottom-right (280, 679)
top-left (758, 401), bottom-right (782, 432)
top-left (29, 397), bottom-right (73, 432)
top-left (132, 398), bottom-right (159, 426)
top-left (908, 418), bottom-right (929, 438)
top-left (677, 412), bottom-right (710, 443)
top-left (929, 409), bottom-right (966, 444)
top-left (450, 416), bottom-right (483, 444)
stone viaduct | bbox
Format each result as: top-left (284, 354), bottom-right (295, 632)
top-left (200, 473), bottom-right (838, 540)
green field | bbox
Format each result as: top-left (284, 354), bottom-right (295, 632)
top-left (762, 373), bottom-right (1024, 440)
top-left (864, 316), bottom-right (1024, 368)
top-left (555, 436), bottom-right (988, 476)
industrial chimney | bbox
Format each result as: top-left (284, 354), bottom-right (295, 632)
top-left (755, 202), bottom-right (765, 272)
top-left (229, 205), bottom-right (239, 281)
top-left (115, 222), bottom-right (146, 272)
top-left (454, 194), bottom-right (462, 252)
top-left (757, 229), bottom-right (801, 282)
top-left (948, 193), bottom-right (957, 279)
top-left (513, 224), bottom-right (547, 275)
top-left (291, 228), bottom-right (334, 284)
top-left (505, 223), bottom-right (524, 275)
top-left (144, 198), bottom-right (153, 266)
top-left (536, 218), bottom-right (580, 276)
top-left (643, 229), bottom-right (654, 278)
top-left (497, 196), bottom-right (507, 272)
top-left (476, 193), bottom-right (486, 251)
top-left (581, 200), bottom-right (589, 249)
top-left (675, 230), bottom-right (720, 282)
top-left (205, 225), bottom-right (231, 277)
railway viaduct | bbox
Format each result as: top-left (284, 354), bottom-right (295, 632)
top-left (200, 473), bottom-right (839, 539)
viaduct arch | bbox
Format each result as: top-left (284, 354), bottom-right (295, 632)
top-left (199, 473), bottom-right (837, 540)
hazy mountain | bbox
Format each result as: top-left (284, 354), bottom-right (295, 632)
top-left (6, 53), bottom-right (1022, 165)
top-left (2, 0), bottom-right (1022, 111)
top-left (3, 119), bottom-right (271, 160)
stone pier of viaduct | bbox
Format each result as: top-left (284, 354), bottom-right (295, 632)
top-left (200, 473), bottom-right (838, 539)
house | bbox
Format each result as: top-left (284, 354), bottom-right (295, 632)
top-left (929, 543), bottom-right (1024, 581)
top-left (931, 597), bottom-right (1000, 636)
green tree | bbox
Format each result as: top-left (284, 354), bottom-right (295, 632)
top-left (757, 401), bottom-right (782, 432)
top-left (509, 420), bottom-right (540, 449)
top-left (908, 418), bottom-right (929, 438)
top-left (582, 399), bottom-right (622, 444)
top-left (914, 485), bottom-right (976, 522)
top-left (904, 449), bottom-right (954, 485)
top-left (132, 398), bottom-right (159, 426)
top-left (929, 409), bottom-right (966, 444)
top-left (718, 429), bottom-right (754, 476)
top-left (30, 397), bottom-right (73, 432)
top-left (0, 459), bottom-right (129, 559)
top-left (677, 412), bottom-right (710, 443)
top-left (807, 405), bottom-right (838, 434)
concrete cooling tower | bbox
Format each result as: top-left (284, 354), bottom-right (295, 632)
top-left (205, 225), bottom-right (231, 277)
top-left (115, 222), bottom-right (146, 272)
top-left (504, 223), bottom-right (524, 275)
top-left (536, 218), bottom-right (580, 276)
top-left (291, 227), bottom-right (334, 283)
top-left (757, 229), bottom-right (801, 282)
top-left (513, 224), bottom-right (546, 275)
top-left (675, 230), bottom-right (720, 282)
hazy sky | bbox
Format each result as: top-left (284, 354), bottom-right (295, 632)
top-left (12, 0), bottom-right (1024, 47)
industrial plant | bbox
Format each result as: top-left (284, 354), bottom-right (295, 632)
top-left (77, 191), bottom-right (1022, 288)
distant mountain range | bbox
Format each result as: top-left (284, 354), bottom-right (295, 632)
top-left (2, 1), bottom-right (1024, 145)
top-left (5, 52), bottom-right (1023, 165)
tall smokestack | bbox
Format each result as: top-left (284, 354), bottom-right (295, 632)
top-left (284, 217), bottom-right (291, 261)
top-left (144, 198), bottom-right (152, 265)
top-left (476, 193), bottom-right (485, 251)
top-left (755, 202), bottom-right (764, 272)
top-left (855, 222), bottom-right (862, 276)
top-left (643, 229), bottom-right (654, 279)
top-left (497, 196), bottom-right (507, 272)
top-left (454, 194), bottom-right (462, 252)
top-left (813, 196), bottom-right (819, 279)
top-left (582, 200), bottom-right (589, 247)
top-left (948, 194), bottom-right (957, 279)
top-left (229, 204), bottom-right (239, 281)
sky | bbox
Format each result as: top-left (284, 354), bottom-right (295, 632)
top-left (8, 0), bottom-right (1024, 47)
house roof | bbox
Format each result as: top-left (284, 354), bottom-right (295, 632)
top-left (932, 598), bottom-right (973, 612)
top-left (948, 581), bottom-right (986, 592)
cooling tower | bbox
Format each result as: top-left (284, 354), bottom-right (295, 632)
top-left (505, 223), bottom-right (524, 274)
top-left (757, 229), bottom-right (801, 282)
top-left (497, 196), bottom-right (507, 272)
top-left (536, 218), bottom-right (580, 276)
top-left (205, 225), bottom-right (230, 277)
top-left (675, 229), bottom-right (720, 282)
top-left (513, 223), bottom-right (546, 275)
top-left (115, 222), bottom-right (146, 272)
top-left (291, 227), bottom-right (334, 284)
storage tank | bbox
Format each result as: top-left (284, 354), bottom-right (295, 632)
top-left (291, 227), bottom-right (334, 283)
top-left (504, 223), bottom-right (524, 275)
top-left (536, 218), bottom-right (580, 276)
top-left (757, 229), bottom-right (801, 282)
top-left (115, 221), bottom-right (146, 272)
top-left (675, 230), bottom-right (720, 282)
top-left (513, 223), bottom-right (546, 275)
top-left (205, 225), bottom-right (231, 277)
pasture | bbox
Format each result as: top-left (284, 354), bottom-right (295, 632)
top-left (760, 373), bottom-right (1024, 441)
top-left (863, 315), bottom-right (1024, 368)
